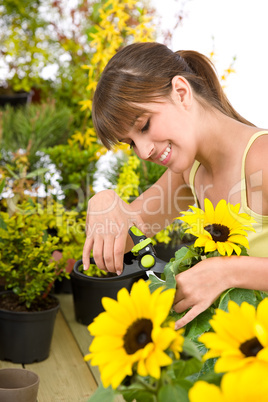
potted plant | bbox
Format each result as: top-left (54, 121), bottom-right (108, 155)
top-left (71, 253), bottom-right (148, 325)
top-left (0, 200), bottom-right (69, 364)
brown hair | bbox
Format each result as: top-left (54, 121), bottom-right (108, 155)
top-left (92, 42), bottom-right (254, 149)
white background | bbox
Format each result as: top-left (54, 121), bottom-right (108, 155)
top-left (152, 0), bottom-right (268, 128)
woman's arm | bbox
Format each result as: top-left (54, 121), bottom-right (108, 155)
top-left (174, 255), bottom-right (268, 329)
top-left (174, 135), bottom-right (268, 329)
top-left (82, 169), bottom-right (194, 273)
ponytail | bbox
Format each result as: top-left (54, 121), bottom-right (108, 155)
top-left (177, 50), bottom-right (254, 126)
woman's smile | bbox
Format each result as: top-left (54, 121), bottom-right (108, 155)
top-left (156, 143), bottom-right (172, 164)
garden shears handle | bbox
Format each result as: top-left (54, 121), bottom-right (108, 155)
top-left (73, 227), bottom-right (166, 281)
top-left (125, 226), bottom-right (166, 275)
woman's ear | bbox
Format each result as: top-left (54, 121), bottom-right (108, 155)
top-left (171, 76), bottom-right (192, 108)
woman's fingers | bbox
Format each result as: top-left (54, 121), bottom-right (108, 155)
top-left (174, 305), bottom-right (204, 329)
top-left (82, 236), bottom-right (93, 270)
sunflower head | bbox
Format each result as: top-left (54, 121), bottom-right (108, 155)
top-left (199, 299), bottom-right (268, 373)
top-left (179, 198), bottom-right (255, 256)
top-left (84, 279), bottom-right (184, 389)
top-left (189, 361), bottom-right (268, 402)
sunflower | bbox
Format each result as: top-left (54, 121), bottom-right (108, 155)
top-left (189, 361), bottom-right (268, 402)
top-left (85, 279), bottom-right (184, 389)
top-left (179, 198), bottom-right (255, 256)
top-left (199, 299), bottom-right (268, 373)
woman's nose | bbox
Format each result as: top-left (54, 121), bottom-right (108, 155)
top-left (136, 142), bottom-right (154, 160)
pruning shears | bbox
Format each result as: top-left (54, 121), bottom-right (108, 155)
top-left (73, 226), bottom-right (167, 281)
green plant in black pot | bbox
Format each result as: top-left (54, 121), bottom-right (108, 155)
top-left (0, 200), bottom-right (69, 309)
top-left (0, 199), bottom-right (69, 363)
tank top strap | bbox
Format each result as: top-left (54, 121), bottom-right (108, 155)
top-left (241, 130), bottom-right (268, 213)
top-left (189, 160), bottom-right (201, 207)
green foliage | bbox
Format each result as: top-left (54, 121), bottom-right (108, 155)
top-left (136, 159), bottom-right (167, 193)
top-left (0, 200), bottom-right (70, 308)
top-left (78, 263), bottom-right (108, 277)
top-left (149, 245), bottom-right (266, 343)
top-left (0, 0), bottom-right (58, 92)
top-left (0, 103), bottom-right (72, 167)
top-left (40, 199), bottom-right (86, 262)
top-left (44, 142), bottom-right (101, 209)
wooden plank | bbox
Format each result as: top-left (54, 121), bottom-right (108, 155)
top-left (25, 310), bottom-right (97, 402)
top-left (58, 294), bottom-right (125, 402)
top-left (58, 294), bottom-right (101, 384)
top-left (0, 361), bottom-right (22, 369)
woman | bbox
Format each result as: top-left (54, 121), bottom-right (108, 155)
top-left (82, 42), bottom-right (268, 328)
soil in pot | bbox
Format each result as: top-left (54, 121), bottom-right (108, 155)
top-left (0, 292), bottom-right (58, 312)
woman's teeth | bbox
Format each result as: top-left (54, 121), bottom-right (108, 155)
top-left (159, 143), bottom-right (171, 162)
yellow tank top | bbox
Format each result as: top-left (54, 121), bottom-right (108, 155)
top-left (189, 131), bottom-right (268, 257)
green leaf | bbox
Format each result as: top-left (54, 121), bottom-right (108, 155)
top-left (0, 215), bottom-right (7, 231)
top-left (218, 288), bottom-right (258, 311)
top-left (171, 246), bottom-right (201, 274)
top-left (184, 308), bottom-right (214, 339)
top-left (0, 178), bottom-right (6, 195)
top-left (182, 337), bottom-right (203, 361)
top-left (148, 272), bottom-right (166, 293)
top-left (88, 384), bottom-right (117, 402)
top-left (121, 386), bottom-right (156, 402)
top-left (25, 167), bottom-right (49, 179)
top-left (157, 383), bottom-right (189, 402)
top-left (172, 357), bottom-right (203, 379)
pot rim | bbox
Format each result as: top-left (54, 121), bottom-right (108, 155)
top-left (0, 368), bottom-right (40, 390)
top-left (0, 291), bottom-right (59, 315)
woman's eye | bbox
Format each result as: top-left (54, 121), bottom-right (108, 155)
top-left (141, 119), bottom-right (150, 133)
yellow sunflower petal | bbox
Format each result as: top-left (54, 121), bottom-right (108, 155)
top-left (204, 198), bottom-right (216, 223)
top-left (214, 199), bottom-right (228, 223)
top-left (222, 362), bottom-right (268, 401)
top-left (228, 234), bottom-right (249, 248)
top-left (256, 298), bottom-right (268, 346)
top-left (214, 355), bottom-right (254, 373)
top-left (188, 381), bottom-right (224, 402)
top-left (256, 347), bottom-right (268, 362)
top-left (216, 241), bottom-right (228, 256)
top-left (204, 239), bottom-right (217, 253)
top-left (145, 348), bottom-right (172, 379)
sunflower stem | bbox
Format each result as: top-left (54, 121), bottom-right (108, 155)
top-left (136, 376), bottom-right (158, 393)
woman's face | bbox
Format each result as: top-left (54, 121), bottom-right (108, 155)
top-left (118, 97), bottom-right (199, 174)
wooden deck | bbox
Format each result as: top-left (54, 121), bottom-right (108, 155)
top-left (0, 294), bottom-right (101, 402)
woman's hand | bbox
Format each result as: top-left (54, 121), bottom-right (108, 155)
top-left (173, 257), bottom-right (229, 329)
top-left (82, 190), bottom-right (145, 274)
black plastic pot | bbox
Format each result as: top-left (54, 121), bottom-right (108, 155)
top-left (0, 90), bottom-right (33, 108)
top-left (71, 253), bottom-right (148, 325)
top-left (0, 293), bottom-right (59, 364)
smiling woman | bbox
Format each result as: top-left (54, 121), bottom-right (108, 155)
top-left (83, 40), bottom-right (268, 333)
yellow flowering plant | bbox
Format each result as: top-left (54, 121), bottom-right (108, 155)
top-left (189, 299), bottom-right (268, 402)
top-left (149, 198), bottom-right (265, 340)
top-left (85, 279), bottom-right (203, 401)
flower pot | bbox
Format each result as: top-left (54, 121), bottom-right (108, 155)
top-left (0, 368), bottom-right (39, 402)
top-left (71, 253), bottom-right (148, 325)
top-left (0, 90), bottom-right (33, 108)
top-left (0, 292), bottom-right (59, 364)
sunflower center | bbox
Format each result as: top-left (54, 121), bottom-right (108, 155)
top-left (123, 318), bottom-right (153, 355)
top-left (204, 224), bottom-right (230, 242)
top-left (239, 337), bottom-right (263, 357)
